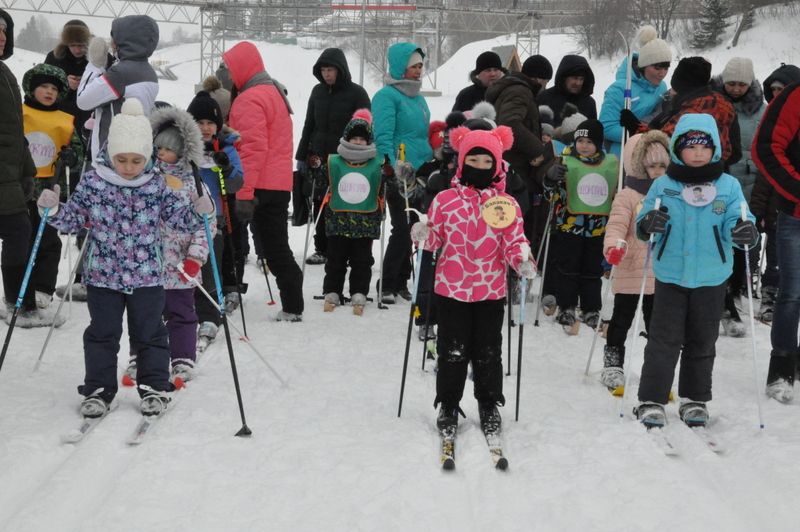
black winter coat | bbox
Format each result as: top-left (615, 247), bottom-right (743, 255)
top-left (295, 48), bottom-right (371, 161)
top-left (536, 55), bottom-right (597, 126)
top-left (0, 9), bottom-right (36, 215)
top-left (452, 76), bottom-right (487, 113)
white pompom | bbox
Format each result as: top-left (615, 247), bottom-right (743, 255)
top-left (120, 98), bottom-right (145, 117)
top-left (470, 101), bottom-right (496, 122)
top-left (636, 25), bottom-right (659, 47)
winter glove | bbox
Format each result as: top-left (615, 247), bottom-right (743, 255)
top-left (545, 163), bottom-right (568, 184)
top-left (410, 221), bottom-right (430, 243)
top-left (755, 215), bottom-right (766, 231)
top-left (37, 185), bottom-right (61, 216)
top-left (381, 156), bottom-right (395, 178)
top-left (620, 109), bottom-right (643, 137)
top-left (88, 36), bottom-right (109, 68)
top-left (190, 192), bottom-right (214, 216)
top-left (638, 208), bottom-right (670, 236)
top-left (58, 147), bottom-right (78, 168)
top-left (397, 161), bottom-right (415, 184)
top-left (605, 246), bottom-right (627, 266)
top-left (212, 151), bottom-right (230, 169)
top-left (180, 258), bottom-right (202, 279)
top-left (308, 154), bottom-right (322, 169)
top-left (519, 260), bottom-right (536, 280)
top-left (236, 199), bottom-right (258, 222)
top-left (732, 219), bottom-right (759, 247)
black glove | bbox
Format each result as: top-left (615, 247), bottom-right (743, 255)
top-left (212, 150), bottom-right (230, 169)
top-left (545, 163), bottom-right (567, 184)
top-left (732, 219), bottom-right (759, 247)
top-left (381, 155), bottom-right (395, 180)
top-left (638, 207), bottom-right (670, 236)
top-left (620, 109), bottom-right (643, 136)
top-left (236, 199), bottom-right (258, 223)
top-left (755, 215), bottom-right (765, 230)
top-left (308, 154), bottom-right (322, 169)
top-left (58, 147), bottom-right (78, 168)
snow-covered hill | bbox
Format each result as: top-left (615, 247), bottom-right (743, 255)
top-left (2, 7), bottom-right (800, 531)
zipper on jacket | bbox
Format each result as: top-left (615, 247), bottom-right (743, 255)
top-left (656, 224), bottom-right (671, 261)
top-left (713, 225), bottom-right (726, 263)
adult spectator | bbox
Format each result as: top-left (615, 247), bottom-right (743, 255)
top-left (751, 79), bottom-right (800, 403)
top-left (452, 51), bottom-right (505, 113)
top-left (599, 25), bottom-right (671, 155)
top-left (762, 63), bottom-right (800, 104)
top-left (224, 41), bottom-right (304, 322)
top-left (537, 54), bottom-right (596, 126)
top-left (296, 48), bottom-right (370, 266)
top-left (373, 42), bottom-right (432, 303)
top-left (0, 9), bottom-right (39, 321)
top-left (521, 55), bottom-right (552, 91)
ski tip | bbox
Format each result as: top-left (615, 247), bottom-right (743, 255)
top-left (60, 432), bottom-right (81, 444)
top-left (495, 457), bottom-right (509, 470)
top-left (121, 374), bottom-right (136, 387)
top-left (442, 458), bottom-right (455, 471)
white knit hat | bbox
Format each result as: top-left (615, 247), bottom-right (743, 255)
top-left (407, 51), bottom-right (423, 68)
top-left (107, 98), bottom-right (154, 159)
top-left (636, 25), bottom-right (672, 68)
top-left (722, 57), bottom-right (755, 85)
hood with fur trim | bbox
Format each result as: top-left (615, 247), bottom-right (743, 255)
top-left (627, 130), bottom-right (670, 179)
top-left (150, 106), bottom-right (204, 165)
top-left (0, 9), bottom-right (14, 61)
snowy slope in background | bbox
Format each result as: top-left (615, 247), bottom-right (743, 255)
top-left (3, 8), bottom-right (800, 531)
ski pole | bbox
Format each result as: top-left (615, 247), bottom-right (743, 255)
top-left (506, 271), bottom-right (513, 376)
top-left (619, 198), bottom-right (661, 419)
top-left (398, 243), bottom-right (425, 418)
top-left (64, 166), bottom-right (73, 319)
top-left (0, 207), bottom-right (52, 376)
top-left (616, 29), bottom-right (633, 193)
top-left (215, 166), bottom-right (248, 338)
top-left (420, 250), bottom-right (437, 371)
top-left (584, 240), bottom-right (626, 377)
top-left (515, 276), bottom-right (529, 422)
top-left (377, 162), bottom-right (389, 310)
top-left (532, 226), bottom-right (552, 326)
top-left (181, 263), bottom-right (287, 387)
top-left (259, 257), bottom-right (276, 305)
top-left (33, 228), bottom-right (91, 372)
top-left (300, 176), bottom-right (316, 281)
top-left (740, 201), bottom-right (765, 430)
top-left (191, 163), bottom-right (251, 437)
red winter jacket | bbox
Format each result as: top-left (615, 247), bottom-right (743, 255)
top-left (752, 83), bottom-right (800, 218)
top-left (223, 42), bottom-right (294, 199)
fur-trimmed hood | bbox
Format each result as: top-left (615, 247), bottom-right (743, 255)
top-left (150, 106), bottom-right (204, 165)
top-left (627, 129), bottom-right (670, 179)
top-left (710, 75), bottom-right (764, 117)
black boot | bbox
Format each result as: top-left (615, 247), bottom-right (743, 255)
top-left (766, 349), bottom-right (796, 403)
top-left (478, 401), bottom-right (502, 435)
top-left (436, 404), bottom-right (463, 432)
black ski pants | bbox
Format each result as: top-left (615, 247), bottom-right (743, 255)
top-left (414, 250), bottom-right (438, 326)
top-left (435, 296), bottom-right (505, 409)
top-left (253, 190), bottom-right (304, 315)
top-left (221, 194), bottom-right (247, 291)
top-left (312, 196), bottom-right (328, 256)
top-left (27, 201), bottom-right (62, 296)
top-left (550, 231), bottom-right (604, 312)
top-left (638, 280), bottom-right (726, 404)
top-left (322, 236), bottom-right (374, 298)
top-left (380, 189), bottom-right (417, 294)
top-left (0, 212), bottom-right (35, 309)
top-left (606, 293), bottom-right (654, 364)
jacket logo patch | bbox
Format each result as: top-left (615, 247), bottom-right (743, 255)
top-left (663, 188), bottom-right (681, 197)
top-left (712, 199), bottom-right (726, 215)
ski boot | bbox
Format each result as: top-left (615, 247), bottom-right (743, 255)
top-left (720, 310), bottom-right (746, 338)
top-left (276, 311), bottom-right (303, 322)
top-left (35, 290), bottom-right (52, 309)
top-left (11, 307), bottom-right (66, 328)
top-left (678, 401), bottom-right (709, 427)
top-left (171, 358), bottom-right (196, 388)
top-left (418, 324), bottom-right (436, 341)
top-left (224, 292), bottom-right (241, 315)
top-left (765, 350), bottom-right (796, 403)
top-left (323, 292), bottom-right (340, 313)
top-left (351, 293), bottom-right (367, 316)
top-left (305, 252), bottom-right (327, 265)
top-left (139, 385), bottom-right (171, 416)
top-left (397, 287), bottom-right (412, 302)
top-left (600, 345), bottom-right (625, 391)
top-left (478, 401), bottom-right (502, 435)
top-left (556, 307), bottom-right (579, 335)
top-left (55, 282), bottom-right (88, 302)
top-left (634, 402), bottom-right (666, 429)
top-left (197, 321), bottom-right (219, 353)
top-left (80, 389), bottom-right (112, 419)
top-left (541, 294), bottom-right (557, 316)
top-left (436, 404), bottom-right (462, 433)
top-left (581, 310), bottom-right (600, 330)
top-left (122, 355), bottom-right (137, 387)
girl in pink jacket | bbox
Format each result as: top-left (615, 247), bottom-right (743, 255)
top-left (413, 125), bottom-right (534, 437)
top-left (600, 131), bottom-right (670, 390)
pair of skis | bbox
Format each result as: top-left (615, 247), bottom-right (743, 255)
top-left (646, 425), bottom-right (723, 456)
top-left (439, 425), bottom-right (509, 471)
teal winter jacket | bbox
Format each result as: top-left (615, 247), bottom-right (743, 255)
top-left (637, 113), bottom-right (755, 289)
top-left (599, 55), bottom-right (669, 156)
top-left (372, 42), bottom-right (432, 169)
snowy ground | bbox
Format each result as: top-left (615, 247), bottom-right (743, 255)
top-left (3, 9), bottom-right (800, 531)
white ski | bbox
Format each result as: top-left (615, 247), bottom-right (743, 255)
top-left (127, 413), bottom-right (164, 446)
top-left (690, 426), bottom-right (724, 454)
top-left (61, 402), bottom-right (118, 444)
top-left (647, 427), bottom-right (679, 456)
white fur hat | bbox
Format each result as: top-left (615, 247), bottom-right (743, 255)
top-left (107, 98), bottom-right (154, 159)
top-left (636, 25), bottom-right (672, 68)
top-left (722, 57), bottom-right (755, 85)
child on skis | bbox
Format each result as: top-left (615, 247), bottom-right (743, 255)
top-left (321, 109), bottom-right (383, 315)
top-left (186, 90), bottom-right (243, 350)
top-left (544, 119), bottom-right (619, 334)
top-left (124, 105), bottom-right (212, 385)
top-left (411, 125), bottom-right (534, 437)
top-left (22, 63), bottom-right (84, 317)
top-left (37, 98), bottom-right (212, 417)
top-left (634, 113), bottom-right (758, 428)
top-left (600, 131), bottom-right (670, 390)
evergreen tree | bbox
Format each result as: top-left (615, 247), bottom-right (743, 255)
top-left (16, 15), bottom-right (56, 53)
top-left (690, 0), bottom-right (731, 49)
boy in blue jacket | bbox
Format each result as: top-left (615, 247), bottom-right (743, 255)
top-left (634, 113), bottom-right (759, 428)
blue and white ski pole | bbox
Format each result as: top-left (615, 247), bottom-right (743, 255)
top-left (740, 201), bottom-right (765, 430)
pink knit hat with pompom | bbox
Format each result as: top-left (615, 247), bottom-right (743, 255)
top-left (449, 125), bottom-right (514, 178)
